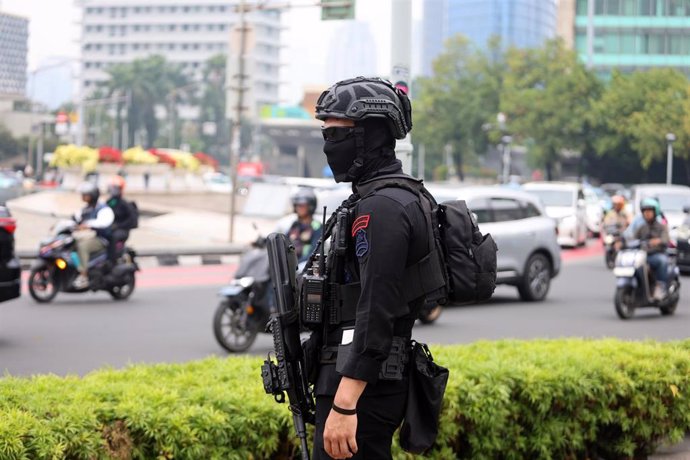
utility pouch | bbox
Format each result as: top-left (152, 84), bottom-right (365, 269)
top-left (399, 341), bottom-right (449, 454)
top-left (378, 336), bottom-right (408, 381)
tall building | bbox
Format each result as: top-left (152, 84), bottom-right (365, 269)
top-left (0, 11), bottom-right (28, 96)
top-left (421, 0), bottom-right (446, 76)
top-left (419, 0), bottom-right (558, 76)
top-left (567, 0), bottom-right (690, 78)
top-left (78, 0), bottom-right (282, 115)
top-left (325, 21), bottom-right (377, 83)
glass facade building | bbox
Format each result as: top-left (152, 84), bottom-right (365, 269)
top-left (447, 0), bottom-right (558, 49)
top-left (0, 12), bottom-right (28, 96)
top-left (574, 0), bottom-right (690, 77)
top-left (420, 0), bottom-right (557, 76)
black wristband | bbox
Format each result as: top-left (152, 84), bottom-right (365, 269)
top-left (332, 403), bottom-right (357, 416)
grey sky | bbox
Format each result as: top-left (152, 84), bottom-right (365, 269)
top-left (2, 0), bottom-right (418, 104)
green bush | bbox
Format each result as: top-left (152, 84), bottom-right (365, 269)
top-left (0, 339), bottom-right (688, 459)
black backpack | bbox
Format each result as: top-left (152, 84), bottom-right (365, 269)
top-left (125, 200), bottom-right (139, 230)
top-left (356, 174), bottom-right (497, 305)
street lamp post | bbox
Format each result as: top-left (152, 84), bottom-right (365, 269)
top-left (501, 135), bottom-right (513, 184)
top-left (666, 133), bottom-right (676, 185)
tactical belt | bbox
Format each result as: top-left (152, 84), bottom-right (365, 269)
top-left (319, 336), bottom-right (410, 381)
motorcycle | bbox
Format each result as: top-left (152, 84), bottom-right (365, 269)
top-left (213, 235), bottom-right (273, 352)
top-left (28, 220), bottom-right (138, 303)
top-left (603, 224), bottom-right (624, 269)
top-left (613, 240), bottom-right (680, 319)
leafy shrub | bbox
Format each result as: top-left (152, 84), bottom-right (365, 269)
top-left (0, 340), bottom-right (687, 459)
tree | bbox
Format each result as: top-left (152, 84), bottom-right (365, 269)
top-left (104, 55), bottom-right (188, 148)
top-left (414, 36), bottom-right (504, 180)
top-left (591, 68), bottom-right (689, 181)
top-left (500, 39), bottom-right (601, 180)
top-left (198, 55), bottom-right (229, 159)
top-left (0, 124), bottom-right (21, 161)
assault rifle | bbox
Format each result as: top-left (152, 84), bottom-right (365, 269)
top-left (261, 233), bottom-right (315, 460)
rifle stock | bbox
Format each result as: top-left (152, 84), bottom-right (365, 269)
top-left (261, 233), bottom-right (315, 460)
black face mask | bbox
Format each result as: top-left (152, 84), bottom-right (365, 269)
top-left (323, 133), bottom-right (358, 183)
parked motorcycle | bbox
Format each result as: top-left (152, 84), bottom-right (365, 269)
top-left (613, 241), bottom-right (680, 319)
top-left (28, 220), bottom-right (138, 303)
top-left (213, 235), bottom-right (273, 352)
top-left (603, 224), bottom-right (624, 269)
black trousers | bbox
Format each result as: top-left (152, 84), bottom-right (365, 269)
top-left (312, 390), bottom-right (407, 460)
top-left (108, 229), bottom-right (129, 262)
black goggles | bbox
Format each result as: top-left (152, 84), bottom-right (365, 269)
top-left (321, 126), bottom-right (355, 143)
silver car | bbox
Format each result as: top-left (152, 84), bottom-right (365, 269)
top-left (429, 185), bottom-right (562, 301)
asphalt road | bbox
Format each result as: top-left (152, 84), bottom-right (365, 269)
top-left (0, 254), bottom-right (688, 377)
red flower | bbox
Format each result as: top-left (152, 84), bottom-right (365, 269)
top-left (148, 148), bottom-right (177, 167)
top-left (98, 146), bottom-right (122, 163)
top-left (193, 152), bottom-right (219, 170)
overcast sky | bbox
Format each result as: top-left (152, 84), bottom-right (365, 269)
top-left (1, 0), bottom-right (420, 105)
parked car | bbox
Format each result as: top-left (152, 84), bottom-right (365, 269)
top-left (522, 182), bottom-right (588, 247)
top-left (0, 206), bottom-right (21, 302)
top-left (428, 185), bottom-right (562, 301)
top-left (629, 184), bottom-right (690, 242)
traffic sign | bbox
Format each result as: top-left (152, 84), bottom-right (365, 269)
top-left (321, 0), bottom-right (355, 20)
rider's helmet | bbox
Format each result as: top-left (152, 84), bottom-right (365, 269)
top-left (314, 76), bottom-right (412, 139)
top-left (611, 194), bottom-right (625, 212)
top-left (640, 197), bottom-right (659, 217)
top-left (291, 188), bottom-right (317, 216)
top-left (108, 175), bottom-right (126, 198)
top-left (78, 182), bottom-right (100, 205)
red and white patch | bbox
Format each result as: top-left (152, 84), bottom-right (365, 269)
top-left (351, 215), bottom-right (370, 237)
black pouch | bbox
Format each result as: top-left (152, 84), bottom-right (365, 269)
top-left (399, 341), bottom-right (449, 454)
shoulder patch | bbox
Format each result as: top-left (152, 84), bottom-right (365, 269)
top-left (355, 229), bottom-right (369, 258)
top-left (352, 215), bottom-right (370, 237)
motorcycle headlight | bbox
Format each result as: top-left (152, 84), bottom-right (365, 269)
top-left (604, 235), bottom-right (614, 244)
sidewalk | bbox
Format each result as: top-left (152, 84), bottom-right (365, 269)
top-left (7, 190), bottom-right (281, 254)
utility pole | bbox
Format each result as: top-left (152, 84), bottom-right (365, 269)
top-left (228, 0), bottom-right (249, 243)
top-left (390, 0), bottom-right (413, 175)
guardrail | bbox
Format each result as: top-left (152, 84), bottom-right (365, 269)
top-left (17, 244), bottom-right (248, 269)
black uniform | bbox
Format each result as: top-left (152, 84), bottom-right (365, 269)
top-left (312, 165), bottom-right (430, 459)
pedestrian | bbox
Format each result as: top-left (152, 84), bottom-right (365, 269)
top-left (306, 76), bottom-right (430, 459)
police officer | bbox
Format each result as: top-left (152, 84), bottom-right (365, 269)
top-left (287, 188), bottom-right (322, 263)
top-left (310, 76), bottom-right (429, 459)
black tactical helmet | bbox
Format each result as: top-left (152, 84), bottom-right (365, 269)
top-left (315, 76), bottom-right (412, 139)
top-left (291, 187), bottom-right (317, 215)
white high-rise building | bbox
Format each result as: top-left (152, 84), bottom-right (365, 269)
top-left (326, 21), bottom-right (377, 83)
top-left (78, 0), bottom-right (282, 115)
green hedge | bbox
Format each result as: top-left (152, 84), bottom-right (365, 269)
top-left (0, 339), bottom-right (688, 459)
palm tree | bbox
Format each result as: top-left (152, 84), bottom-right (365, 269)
top-left (104, 55), bottom-right (188, 148)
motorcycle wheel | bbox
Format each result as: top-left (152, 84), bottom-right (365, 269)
top-left (660, 280), bottom-right (680, 316)
top-left (418, 305), bottom-right (443, 324)
top-left (614, 286), bottom-right (635, 319)
top-left (28, 267), bottom-right (58, 303)
top-left (605, 251), bottom-right (616, 269)
top-left (108, 272), bottom-right (135, 300)
top-left (213, 299), bottom-right (258, 352)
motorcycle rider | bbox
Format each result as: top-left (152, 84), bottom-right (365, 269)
top-left (632, 198), bottom-right (670, 301)
top-left (603, 195), bottom-right (630, 249)
top-left (106, 175), bottom-right (136, 262)
top-left (73, 182), bottom-right (114, 288)
top-left (287, 188), bottom-right (322, 263)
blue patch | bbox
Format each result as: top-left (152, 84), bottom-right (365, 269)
top-left (355, 229), bottom-right (369, 258)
